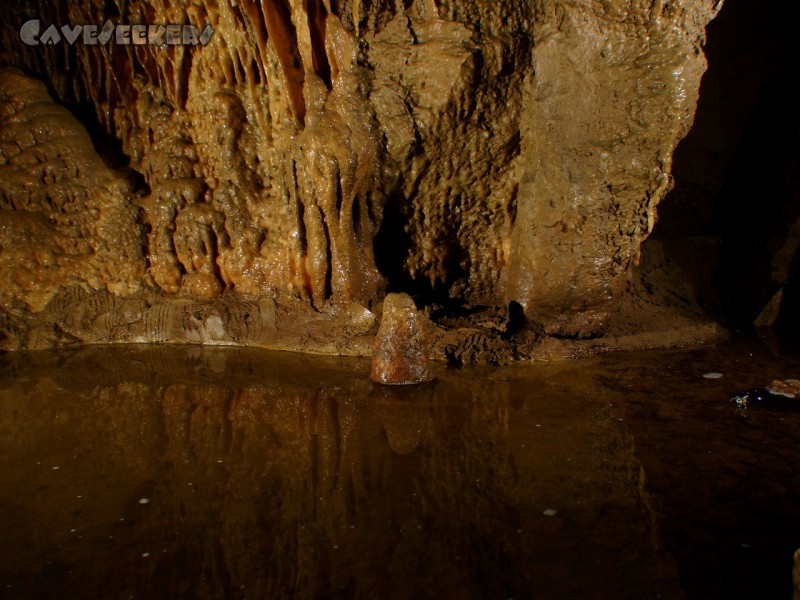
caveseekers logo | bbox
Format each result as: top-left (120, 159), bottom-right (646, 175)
top-left (20, 19), bottom-right (214, 46)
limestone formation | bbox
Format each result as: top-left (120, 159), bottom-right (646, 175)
top-left (0, 69), bottom-right (145, 311)
top-left (370, 293), bottom-right (433, 385)
top-left (0, 0), bottom-right (733, 357)
top-left (509, 1), bottom-right (723, 336)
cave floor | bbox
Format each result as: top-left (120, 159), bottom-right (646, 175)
top-left (1, 337), bottom-right (799, 600)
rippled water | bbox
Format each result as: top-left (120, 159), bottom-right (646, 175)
top-left (1, 337), bottom-right (799, 599)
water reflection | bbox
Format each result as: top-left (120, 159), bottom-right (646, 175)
top-left (1, 346), bottom-right (675, 599)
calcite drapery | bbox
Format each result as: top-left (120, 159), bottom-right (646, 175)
top-left (0, 0), bottom-right (724, 353)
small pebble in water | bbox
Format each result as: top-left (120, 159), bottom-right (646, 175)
top-left (543, 509), bottom-right (558, 517)
top-left (142, 552), bottom-right (149, 558)
top-left (138, 498), bottom-right (149, 505)
top-left (767, 379), bottom-right (800, 399)
top-left (703, 373), bottom-right (724, 380)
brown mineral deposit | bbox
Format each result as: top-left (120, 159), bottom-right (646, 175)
top-left (767, 379), bottom-right (800, 399)
top-left (370, 293), bottom-right (433, 385)
top-left (0, 0), bottom-right (763, 358)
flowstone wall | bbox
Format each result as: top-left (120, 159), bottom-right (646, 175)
top-left (0, 0), bottom-right (724, 359)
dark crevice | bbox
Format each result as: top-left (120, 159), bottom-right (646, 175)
top-left (242, 0), bottom-right (271, 85)
top-left (62, 98), bottom-right (149, 198)
top-left (352, 192), bottom-right (362, 237)
top-left (293, 161), bottom-right (308, 258)
top-left (645, 0), bottom-right (800, 332)
top-left (320, 211), bottom-right (333, 301)
top-left (305, 0), bottom-right (332, 89)
top-left (176, 47), bottom-right (192, 109)
top-left (506, 301), bottom-right (526, 336)
top-left (777, 252), bottom-right (800, 346)
top-left (373, 189), bottom-right (412, 295)
top-left (334, 174), bottom-right (343, 214)
top-left (258, 0), bottom-right (306, 124)
top-left (249, 58), bottom-right (262, 85)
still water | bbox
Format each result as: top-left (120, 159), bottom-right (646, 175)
top-left (1, 338), bottom-right (799, 599)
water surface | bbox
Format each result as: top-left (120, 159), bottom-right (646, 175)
top-left (1, 338), bottom-right (799, 599)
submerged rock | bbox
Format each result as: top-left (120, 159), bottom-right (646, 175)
top-left (767, 379), bottom-right (800, 399)
top-left (370, 293), bottom-right (433, 385)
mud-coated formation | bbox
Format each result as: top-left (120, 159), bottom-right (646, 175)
top-left (0, 0), bottom-right (745, 358)
top-left (509, 1), bottom-right (723, 337)
top-left (370, 293), bottom-right (433, 385)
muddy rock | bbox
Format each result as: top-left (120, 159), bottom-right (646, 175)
top-left (0, 0), bottom-right (740, 355)
top-left (508, 1), bottom-right (723, 337)
top-left (767, 379), bottom-right (800, 399)
top-left (371, 293), bottom-right (433, 385)
top-left (0, 68), bottom-right (145, 311)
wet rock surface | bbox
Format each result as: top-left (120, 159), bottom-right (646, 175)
top-left (767, 379), bottom-right (800, 398)
top-left (370, 293), bottom-right (433, 385)
top-left (0, 69), bottom-right (145, 311)
top-left (509, 0), bottom-right (722, 337)
top-left (0, 1), bottom-right (731, 355)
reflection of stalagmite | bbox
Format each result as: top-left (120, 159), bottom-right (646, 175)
top-left (373, 383), bottom-right (434, 454)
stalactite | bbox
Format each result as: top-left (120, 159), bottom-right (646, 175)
top-left (305, 0), bottom-right (332, 89)
top-left (259, 0), bottom-right (307, 124)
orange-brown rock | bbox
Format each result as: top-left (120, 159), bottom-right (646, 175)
top-left (371, 293), bottom-right (433, 385)
top-left (0, 68), bottom-right (145, 312)
top-left (0, 0), bottom-right (738, 355)
top-left (508, 1), bottom-right (723, 337)
top-left (767, 379), bottom-right (800, 399)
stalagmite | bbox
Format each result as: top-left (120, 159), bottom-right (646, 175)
top-left (370, 293), bottom-right (433, 385)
